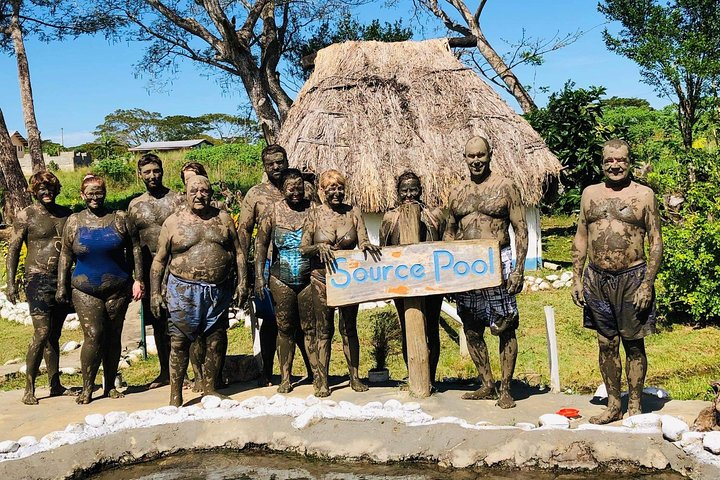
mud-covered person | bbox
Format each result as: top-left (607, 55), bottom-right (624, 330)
top-left (151, 175), bottom-right (247, 407)
top-left (56, 174), bottom-right (144, 404)
top-left (300, 169), bottom-right (381, 397)
top-left (127, 153), bottom-right (183, 389)
top-left (6, 172), bottom-right (74, 405)
top-left (379, 170), bottom-right (445, 383)
top-left (446, 136), bottom-right (528, 409)
top-left (254, 169), bottom-right (318, 394)
top-left (572, 139), bottom-right (662, 424)
top-left (237, 144), bottom-right (312, 386)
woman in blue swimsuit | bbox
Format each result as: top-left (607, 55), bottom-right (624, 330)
top-left (57, 175), bottom-right (143, 404)
top-left (255, 169), bottom-right (317, 394)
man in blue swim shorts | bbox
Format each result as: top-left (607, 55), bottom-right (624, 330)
top-left (151, 175), bottom-right (247, 407)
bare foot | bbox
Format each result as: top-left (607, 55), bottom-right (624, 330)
top-left (462, 385), bottom-right (497, 400)
top-left (22, 391), bottom-right (39, 405)
top-left (148, 375), bottom-right (170, 389)
top-left (350, 378), bottom-right (369, 392)
top-left (627, 402), bottom-right (642, 417)
top-left (193, 378), bottom-right (203, 393)
top-left (106, 388), bottom-right (125, 399)
top-left (496, 390), bottom-right (516, 409)
top-left (76, 390), bottom-right (92, 405)
top-left (589, 407), bottom-right (623, 425)
top-left (314, 380), bottom-right (330, 397)
top-left (277, 381), bottom-right (293, 394)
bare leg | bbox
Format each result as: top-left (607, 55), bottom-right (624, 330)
top-left (339, 305), bottom-right (368, 392)
top-left (46, 304), bottom-right (68, 396)
top-left (145, 296), bottom-right (170, 389)
top-left (590, 333), bottom-right (623, 424)
top-left (298, 285), bottom-right (320, 388)
top-left (190, 337), bottom-right (205, 392)
top-left (259, 312), bottom-right (278, 386)
top-left (102, 288), bottom-right (130, 399)
top-left (497, 325), bottom-right (518, 409)
top-left (623, 338), bottom-right (647, 417)
top-left (425, 295), bottom-right (443, 383)
top-left (73, 289), bottom-right (106, 405)
top-left (23, 313), bottom-right (52, 405)
top-left (169, 335), bottom-right (191, 407)
top-left (393, 299), bottom-right (409, 371)
top-left (311, 276), bottom-right (331, 397)
top-left (461, 313), bottom-right (496, 400)
top-left (202, 328), bottom-right (230, 400)
top-left (269, 276), bottom-right (298, 394)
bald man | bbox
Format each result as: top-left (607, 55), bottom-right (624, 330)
top-left (446, 136), bottom-right (528, 409)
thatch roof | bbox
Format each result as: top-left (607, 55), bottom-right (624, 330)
top-left (279, 39), bottom-right (561, 212)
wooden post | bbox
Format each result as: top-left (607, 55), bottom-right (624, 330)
top-left (544, 306), bottom-right (561, 393)
top-left (399, 203), bottom-right (431, 397)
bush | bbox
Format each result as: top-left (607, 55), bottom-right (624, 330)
top-left (92, 157), bottom-right (134, 185)
top-left (184, 143), bottom-right (264, 194)
top-left (369, 310), bottom-right (402, 370)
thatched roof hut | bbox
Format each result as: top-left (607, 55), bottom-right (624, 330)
top-left (279, 39), bottom-right (561, 212)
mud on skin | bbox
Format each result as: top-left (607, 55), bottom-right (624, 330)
top-left (6, 174), bottom-right (74, 405)
top-left (572, 140), bottom-right (663, 424)
top-left (446, 136), bottom-right (528, 408)
top-left (128, 156), bottom-right (184, 389)
top-left (151, 175), bottom-right (247, 406)
top-left (300, 171), bottom-right (381, 396)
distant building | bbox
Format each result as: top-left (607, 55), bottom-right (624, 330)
top-left (128, 139), bottom-right (213, 154)
top-left (9, 131), bottom-right (27, 158)
top-left (10, 130), bottom-right (91, 175)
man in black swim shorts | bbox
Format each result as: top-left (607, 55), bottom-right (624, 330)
top-left (572, 139), bottom-right (663, 425)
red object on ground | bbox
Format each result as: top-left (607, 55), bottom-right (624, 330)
top-left (556, 408), bottom-right (580, 418)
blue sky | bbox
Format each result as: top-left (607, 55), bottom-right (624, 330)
top-left (0, 1), bottom-right (668, 147)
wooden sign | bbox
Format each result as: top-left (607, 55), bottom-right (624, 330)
top-left (326, 240), bottom-right (502, 307)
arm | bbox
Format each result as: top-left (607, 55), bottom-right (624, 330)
top-left (150, 219), bottom-right (172, 318)
top-left (443, 193), bottom-right (458, 241)
top-left (506, 184), bottom-right (528, 294)
top-left (227, 213), bottom-right (248, 306)
top-left (634, 191), bottom-right (663, 311)
top-left (56, 215), bottom-right (77, 304)
top-left (355, 207), bottom-right (381, 256)
top-left (571, 192), bottom-right (589, 307)
top-left (5, 210), bottom-right (28, 304)
top-left (299, 207), bottom-right (335, 265)
top-left (236, 191), bottom-right (256, 258)
top-left (379, 212), bottom-right (393, 247)
top-left (253, 206), bottom-right (274, 300)
top-left (122, 211), bottom-right (144, 301)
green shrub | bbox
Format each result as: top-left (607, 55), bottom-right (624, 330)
top-left (92, 157), bottom-right (134, 185)
top-left (47, 160), bottom-right (60, 172)
top-left (184, 143), bottom-right (264, 194)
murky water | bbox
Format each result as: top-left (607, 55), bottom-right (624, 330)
top-left (87, 450), bottom-right (685, 480)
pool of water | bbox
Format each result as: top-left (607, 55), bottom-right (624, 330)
top-left (86, 450), bottom-right (685, 480)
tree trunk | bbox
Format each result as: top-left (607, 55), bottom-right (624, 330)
top-left (0, 109), bottom-right (32, 224)
top-left (10, 0), bottom-right (46, 173)
top-left (471, 27), bottom-right (537, 113)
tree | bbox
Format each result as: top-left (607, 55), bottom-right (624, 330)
top-left (0, 108), bottom-right (32, 223)
top-left (94, 108), bottom-right (163, 146)
top-left (599, 0), bottom-right (720, 149)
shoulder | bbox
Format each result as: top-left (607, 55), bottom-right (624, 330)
top-left (16, 206), bottom-right (31, 222)
top-left (350, 205), bottom-right (363, 217)
top-left (382, 207), bottom-right (399, 222)
top-left (631, 181), bottom-right (655, 198)
top-left (128, 193), bottom-right (147, 210)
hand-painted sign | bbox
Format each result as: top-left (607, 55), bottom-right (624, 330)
top-left (326, 240), bottom-right (502, 307)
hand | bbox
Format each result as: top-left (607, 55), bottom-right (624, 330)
top-left (571, 280), bottom-right (585, 307)
top-left (56, 288), bottom-right (70, 304)
top-left (236, 283), bottom-right (248, 306)
top-left (633, 283), bottom-right (652, 311)
top-left (317, 244), bottom-right (336, 268)
top-left (506, 271), bottom-right (524, 295)
top-left (6, 286), bottom-right (17, 304)
top-left (254, 276), bottom-right (266, 300)
top-left (362, 243), bottom-right (382, 262)
top-left (150, 294), bottom-right (165, 319)
top-left (132, 280), bottom-right (144, 301)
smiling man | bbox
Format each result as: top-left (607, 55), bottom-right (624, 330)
top-left (446, 135), bottom-right (528, 409)
top-left (572, 139), bottom-right (663, 425)
top-left (128, 153), bottom-right (183, 389)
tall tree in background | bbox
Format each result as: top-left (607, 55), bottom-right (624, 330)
top-left (0, 108), bottom-right (31, 223)
top-left (94, 108), bottom-right (163, 146)
top-left (599, 0), bottom-right (720, 149)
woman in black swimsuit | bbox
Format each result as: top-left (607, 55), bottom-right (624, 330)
top-left (300, 170), bottom-right (381, 396)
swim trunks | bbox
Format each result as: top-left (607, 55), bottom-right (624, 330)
top-left (166, 273), bottom-right (232, 341)
top-left (456, 247), bottom-right (518, 335)
top-left (583, 262), bottom-right (656, 340)
top-left (25, 273), bottom-right (71, 318)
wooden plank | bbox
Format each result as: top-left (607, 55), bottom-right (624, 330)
top-left (544, 305), bottom-right (561, 393)
top-left (326, 239), bottom-right (501, 307)
top-left (405, 297), bottom-right (431, 397)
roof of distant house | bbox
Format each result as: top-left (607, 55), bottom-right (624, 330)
top-left (10, 131), bottom-right (28, 145)
top-left (128, 139), bottom-right (213, 152)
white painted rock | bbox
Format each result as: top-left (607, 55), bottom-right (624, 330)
top-left (593, 383), bottom-right (608, 398)
top-left (538, 414), bottom-right (570, 428)
top-left (661, 415), bottom-right (688, 441)
top-left (3, 357), bottom-right (21, 366)
top-left (105, 411), bottom-right (128, 426)
top-left (538, 282), bottom-right (550, 290)
top-left (623, 413), bottom-right (661, 428)
top-left (0, 440), bottom-right (20, 453)
top-left (228, 318), bottom-right (239, 329)
top-left (304, 395), bottom-right (320, 407)
top-left (156, 406), bottom-right (179, 416)
top-left (383, 399), bottom-right (402, 410)
top-left (15, 302), bottom-right (29, 313)
top-left (534, 278), bottom-right (543, 285)
top-left (680, 431), bottom-right (705, 446)
top-left (363, 401), bottom-right (383, 409)
top-left (84, 414), bottom-right (105, 428)
top-left (201, 395), bottom-right (222, 409)
top-left (118, 360), bottom-right (130, 369)
top-left (64, 423), bottom-right (84, 434)
top-left (18, 365), bottom-right (27, 375)
top-left (60, 367), bottom-right (77, 375)
top-left (551, 280), bottom-right (564, 289)
top-left (61, 341), bottom-right (80, 353)
top-left (525, 276), bottom-right (535, 283)
top-left (128, 348), bottom-right (144, 357)
top-left (17, 436), bottom-right (37, 447)
top-left (402, 402), bottom-right (421, 411)
top-left (643, 386), bottom-right (670, 399)
top-left (146, 335), bottom-right (158, 356)
top-left (220, 399), bottom-right (239, 409)
top-left (65, 319), bottom-right (81, 330)
top-left (530, 284), bottom-right (539, 292)
top-left (64, 313), bottom-right (78, 322)
top-left (703, 431), bottom-right (720, 454)
top-left (560, 271), bottom-right (573, 282)
top-left (515, 422), bottom-right (536, 430)
top-left (546, 274), bottom-right (559, 282)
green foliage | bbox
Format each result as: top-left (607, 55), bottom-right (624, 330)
top-left (184, 143), bottom-right (264, 193)
top-left (526, 82), bottom-right (627, 213)
top-left (599, 0), bottom-right (720, 148)
top-left (92, 157), bottom-right (134, 185)
top-left (369, 310), bottom-right (402, 370)
top-left (41, 140), bottom-right (62, 156)
top-left (602, 104), bottom-right (680, 164)
top-left (47, 160), bottom-right (59, 172)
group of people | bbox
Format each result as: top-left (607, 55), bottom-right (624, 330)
top-left (5, 135), bottom-right (662, 425)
